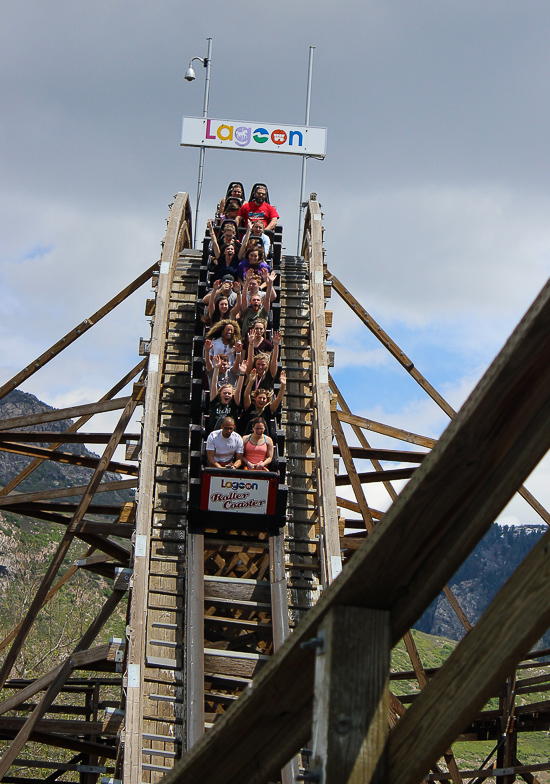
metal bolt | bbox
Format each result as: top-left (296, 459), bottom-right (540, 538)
top-left (297, 771), bottom-right (321, 782)
top-left (300, 636), bottom-right (324, 652)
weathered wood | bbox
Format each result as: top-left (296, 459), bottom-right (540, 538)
top-left (331, 413), bottom-right (375, 531)
top-left (124, 191), bottom-right (191, 784)
top-left (0, 260), bottom-right (158, 402)
top-left (388, 527), bottom-right (550, 784)
top-left (326, 270), bottom-right (455, 418)
top-left (334, 467), bottom-right (416, 486)
top-left (0, 396), bottom-right (136, 691)
top-left (0, 360), bottom-right (145, 498)
top-left (306, 199), bottom-right (342, 584)
top-left (186, 532), bottom-right (205, 751)
top-left (336, 410), bottom-right (437, 449)
top-left (0, 431), bottom-right (140, 444)
top-left (0, 441), bottom-right (137, 475)
top-left (159, 272), bottom-right (550, 784)
top-left (0, 397), bottom-right (132, 431)
top-left (312, 607), bottom-right (390, 784)
top-left (332, 445), bottom-right (426, 463)
top-left (0, 478), bottom-right (137, 507)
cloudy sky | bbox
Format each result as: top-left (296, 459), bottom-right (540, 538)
top-left (1, 1), bottom-right (549, 524)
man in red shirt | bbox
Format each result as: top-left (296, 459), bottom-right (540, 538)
top-left (237, 185), bottom-right (279, 230)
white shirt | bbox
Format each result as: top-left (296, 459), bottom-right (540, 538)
top-left (206, 430), bottom-right (244, 463)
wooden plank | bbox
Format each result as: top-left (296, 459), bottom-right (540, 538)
top-left (0, 479), bottom-right (137, 507)
top-left (388, 526), bottom-right (550, 784)
top-left (204, 578), bottom-right (271, 604)
top-left (124, 191), bottom-right (191, 784)
top-left (306, 199), bottom-right (341, 584)
top-left (186, 532), bottom-right (204, 751)
top-left (334, 467), bottom-right (416, 486)
top-left (0, 432), bottom-right (141, 444)
top-left (0, 397), bottom-right (136, 691)
top-left (331, 413), bottom-right (375, 532)
top-left (336, 410), bottom-right (437, 449)
top-left (0, 259), bottom-right (158, 402)
top-left (332, 446), bottom-right (427, 463)
top-left (158, 272), bottom-right (550, 784)
top-left (0, 441), bottom-right (137, 474)
top-left (311, 607), bottom-right (390, 784)
top-left (0, 359), bottom-right (145, 498)
top-left (0, 397), bottom-right (132, 431)
top-left (325, 270), bottom-right (455, 418)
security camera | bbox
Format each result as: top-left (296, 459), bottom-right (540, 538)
top-left (184, 67), bottom-right (196, 82)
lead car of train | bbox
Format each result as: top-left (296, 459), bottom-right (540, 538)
top-left (187, 182), bottom-right (288, 531)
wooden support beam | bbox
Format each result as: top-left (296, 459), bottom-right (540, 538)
top-left (0, 432), bottom-right (141, 444)
top-left (0, 260), bottom-right (158, 402)
top-left (325, 269), bottom-right (455, 418)
top-left (124, 190), bottom-right (191, 784)
top-left (0, 397), bottom-right (136, 691)
top-left (311, 607), bottom-right (390, 784)
top-left (331, 412), bottom-right (375, 531)
top-left (0, 441), bottom-right (138, 475)
top-left (0, 359), bottom-right (145, 498)
top-left (332, 445), bottom-right (427, 463)
top-left (388, 527), bottom-right (550, 784)
top-left (0, 397), bottom-right (132, 431)
top-left (334, 467), bottom-right (416, 486)
top-left (160, 273), bottom-right (550, 784)
top-left (186, 533), bottom-right (205, 751)
top-left (0, 478), bottom-right (137, 507)
top-left (307, 199), bottom-right (342, 584)
top-left (336, 410), bottom-right (437, 449)
top-left (0, 586), bottom-right (126, 776)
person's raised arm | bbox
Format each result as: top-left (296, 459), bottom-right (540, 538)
top-left (244, 369), bottom-right (256, 410)
top-left (210, 357), bottom-right (221, 401)
top-left (208, 280), bottom-right (221, 320)
top-left (234, 360), bottom-right (247, 407)
top-left (270, 331), bottom-right (280, 378)
top-left (229, 281), bottom-right (242, 320)
top-left (270, 370), bottom-right (286, 413)
top-left (204, 338), bottom-right (213, 373)
top-left (245, 339), bottom-right (255, 376)
top-left (263, 270), bottom-right (277, 314)
top-left (238, 221), bottom-right (253, 260)
top-left (208, 219), bottom-right (222, 259)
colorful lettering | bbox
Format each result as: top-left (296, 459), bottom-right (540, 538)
top-left (217, 124), bottom-right (233, 141)
top-left (271, 129), bottom-right (287, 145)
top-left (289, 130), bottom-right (303, 146)
top-left (253, 128), bottom-right (269, 144)
top-left (205, 119), bottom-right (216, 140)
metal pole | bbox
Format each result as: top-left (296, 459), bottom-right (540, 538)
top-left (297, 46), bottom-right (315, 255)
top-left (194, 37), bottom-right (212, 248)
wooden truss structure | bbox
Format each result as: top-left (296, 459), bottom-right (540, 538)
top-left (0, 192), bottom-right (549, 783)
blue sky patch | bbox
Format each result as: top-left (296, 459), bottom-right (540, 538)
top-left (22, 244), bottom-right (54, 261)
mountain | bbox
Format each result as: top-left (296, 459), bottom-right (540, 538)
top-left (415, 523), bottom-right (550, 647)
top-left (0, 389), bottom-right (133, 504)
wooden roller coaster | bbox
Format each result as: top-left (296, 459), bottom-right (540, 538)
top-left (0, 190), bottom-right (550, 784)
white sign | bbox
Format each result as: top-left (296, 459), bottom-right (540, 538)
top-left (207, 475), bottom-right (270, 514)
top-left (181, 117), bottom-right (327, 158)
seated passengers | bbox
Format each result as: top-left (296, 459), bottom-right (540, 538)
top-left (206, 417), bottom-right (243, 469)
top-left (240, 371), bottom-right (286, 437)
top-left (207, 220), bottom-right (241, 261)
top-left (240, 274), bottom-right (276, 335)
top-left (244, 337), bottom-right (280, 389)
top-left (243, 319), bottom-right (273, 354)
top-left (239, 220), bottom-right (270, 260)
top-left (237, 245), bottom-right (269, 282)
top-left (205, 320), bottom-right (242, 366)
top-left (242, 417), bottom-right (274, 470)
top-left (218, 182), bottom-right (245, 217)
top-left (242, 270), bottom-right (277, 307)
top-left (237, 185), bottom-right (279, 231)
top-left (205, 352), bottom-right (240, 391)
top-left (207, 361), bottom-right (245, 434)
top-left (211, 241), bottom-right (239, 283)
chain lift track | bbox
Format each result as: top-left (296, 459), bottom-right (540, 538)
top-left (0, 192), bottom-right (549, 784)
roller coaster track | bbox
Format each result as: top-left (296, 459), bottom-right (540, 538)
top-left (0, 190), bottom-right (550, 783)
